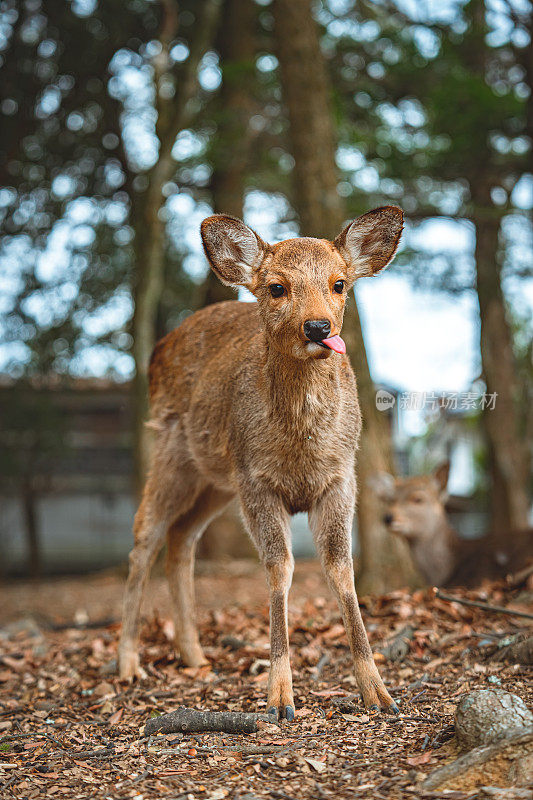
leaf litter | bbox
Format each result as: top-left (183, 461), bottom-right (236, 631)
top-left (0, 560), bottom-right (531, 799)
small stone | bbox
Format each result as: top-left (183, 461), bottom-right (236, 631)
top-left (99, 658), bottom-right (117, 676)
top-left (34, 700), bottom-right (55, 712)
top-left (0, 617), bottom-right (43, 640)
top-left (220, 635), bottom-right (247, 651)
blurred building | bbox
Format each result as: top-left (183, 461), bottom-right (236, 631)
top-left (0, 379), bottom-right (135, 576)
top-left (0, 379), bottom-right (488, 576)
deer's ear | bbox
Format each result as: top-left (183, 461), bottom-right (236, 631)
top-left (334, 206), bottom-right (404, 278)
top-left (368, 472), bottom-right (396, 502)
top-left (434, 461), bottom-right (450, 495)
top-left (201, 215), bottom-right (270, 288)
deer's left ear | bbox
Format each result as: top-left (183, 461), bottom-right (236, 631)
top-left (334, 206), bottom-right (404, 278)
top-left (434, 461), bottom-right (450, 495)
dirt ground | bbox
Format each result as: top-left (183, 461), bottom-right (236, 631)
top-left (0, 559), bottom-right (532, 800)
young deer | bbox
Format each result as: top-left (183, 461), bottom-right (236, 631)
top-left (371, 464), bottom-right (533, 586)
top-left (118, 206), bottom-right (404, 718)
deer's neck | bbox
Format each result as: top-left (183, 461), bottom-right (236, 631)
top-left (261, 341), bottom-right (341, 432)
top-left (412, 513), bottom-right (459, 587)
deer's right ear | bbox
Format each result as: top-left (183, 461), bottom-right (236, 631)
top-left (201, 215), bottom-right (269, 288)
top-left (368, 472), bottom-right (396, 501)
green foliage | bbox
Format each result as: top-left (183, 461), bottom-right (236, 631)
top-left (0, 0), bottom-right (531, 375)
top-left (327, 0), bottom-right (531, 290)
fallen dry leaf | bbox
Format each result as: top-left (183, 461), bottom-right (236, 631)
top-left (304, 756), bottom-right (328, 773)
top-left (406, 751), bottom-right (433, 766)
top-left (107, 707), bottom-right (123, 725)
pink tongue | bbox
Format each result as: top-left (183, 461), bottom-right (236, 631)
top-left (321, 334), bottom-right (346, 354)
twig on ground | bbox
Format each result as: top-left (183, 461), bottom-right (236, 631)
top-left (506, 562), bottom-right (533, 589)
top-left (149, 732), bottom-right (325, 758)
top-left (143, 708), bottom-right (277, 736)
top-left (422, 730), bottom-right (533, 791)
top-left (0, 775), bottom-right (17, 793)
top-left (68, 745), bottom-right (116, 759)
top-left (379, 625), bottom-right (415, 662)
top-left (434, 589), bottom-right (533, 620)
top-left (314, 652), bottom-right (330, 680)
top-left (0, 733), bottom-right (37, 744)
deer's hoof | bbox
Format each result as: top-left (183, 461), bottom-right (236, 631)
top-left (181, 653), bottom-right (209, 669)
top-left (362, 695), bottom-right (399, 714)
top-left (118, 649), bottom-right (144, 681)
top-left (267, 704), bottom-right (295, 721)
top-left (284, 705), bottom-right (295, 722)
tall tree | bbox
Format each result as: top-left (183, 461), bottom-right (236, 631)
top-left (131, 0), bottom-right (222, 485)
top-left (273, 0), bottom-right (421, 592)
top-left (202, 0), bottom-right (256, 306)
top-left (0, 0), bottom-right (217, 488)
top-left (330, 0), bottom-right (531, 532)
top-left (465, 0), bottom-right (530, 530)
top-left (200, 0), bottom-right (258, 558)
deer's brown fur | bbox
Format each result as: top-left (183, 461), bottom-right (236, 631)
top-left (118, 207), bottom-right (404, 717)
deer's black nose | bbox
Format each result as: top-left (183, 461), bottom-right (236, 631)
top-left (303, 319), bottom-right (331, 342)
top-left (383, 513), bottom-right (393, 526)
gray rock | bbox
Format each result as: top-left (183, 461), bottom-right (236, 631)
top-left (480, 789), bottom-right (533, 799)
top-left (456, 689), bottom-right (533, 751)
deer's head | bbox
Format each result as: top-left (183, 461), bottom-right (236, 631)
top-left (370, 462), bottom-right (451, 543)
top-left (201, 207), bottom-right (403, 360)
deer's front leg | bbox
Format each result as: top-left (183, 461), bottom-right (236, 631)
top-left (309, 479), bottom-right (398, 713)
top-left (240, 484), bottom-right (295, 721)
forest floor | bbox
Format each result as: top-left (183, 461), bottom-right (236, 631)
top-left (0, 559), bottom-right (532, 800)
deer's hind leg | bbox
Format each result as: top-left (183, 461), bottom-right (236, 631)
top-left (118, 433), bottom-right (205, 680)
top-left (166, 485), bottom-right (233, 667)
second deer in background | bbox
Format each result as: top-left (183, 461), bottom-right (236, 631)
top-left (371, 463), bottom-right (532, 586)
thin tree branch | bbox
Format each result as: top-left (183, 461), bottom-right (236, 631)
top-left (435, 589), bottom-right (533, 620)
top-left (161, 0), bottom-right (222, 158)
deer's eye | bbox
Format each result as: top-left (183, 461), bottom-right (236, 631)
top-left (333, 280), bottom-right (345, 294)
top-left (269, 284), bottom-right (286, 298)
top-left (410, 496), bottom-right (424, 504)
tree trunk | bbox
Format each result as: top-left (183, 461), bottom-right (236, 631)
top-left (200, 0), bottom-right (257, 560)
top-left (273, 0), bottom-right (420, 591)
top-left (474, 209), bottom-right (530, 530)
top-left (131, 0), bottom-right (221, 490)
top-left (22, 478), bottom-right (40, 579)
top-left (132, 163), bottom-right (172, 489)
top-left (203, 0), bottom-right (255, 307)
top-left (487, 442), bottom-right (512, 538)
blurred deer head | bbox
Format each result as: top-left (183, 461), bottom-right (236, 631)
top-left (369, 463), bottom-right (456, 585)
